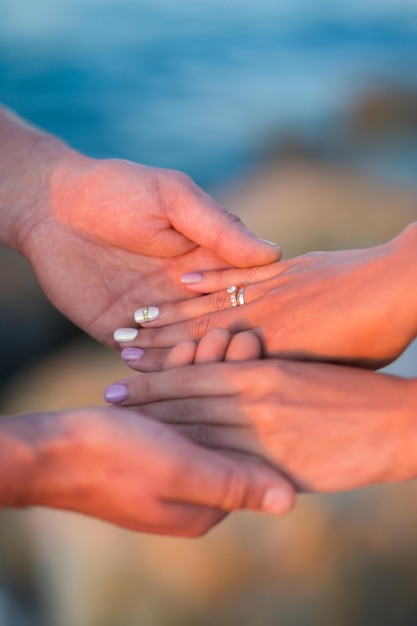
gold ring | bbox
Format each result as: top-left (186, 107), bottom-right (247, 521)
top-left (237, 287), bottom-right (245, 306)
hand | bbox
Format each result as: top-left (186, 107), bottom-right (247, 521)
top-left (1, 107), bottom-right (280, 347)
top-left (144, 327), bottom-right (263, 370)
top-left (2, 407), bottom-right (294, 535)
top-left (23, 156), bottom-right (281, 347)
top-left (118, 323), bottom-right (262, 373)
top-left (104, 353), bottom-right (417, 492)
top-left (114, 224), bottom-right (417, 369)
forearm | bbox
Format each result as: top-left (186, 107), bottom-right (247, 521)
top-left (0, 105), bottom-right (74, 252)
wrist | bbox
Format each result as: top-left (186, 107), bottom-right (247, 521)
top-left (397, 377), bottom-right (417, 482)
top-left (0, 106), bottom-right (80, 253)
top-left (388, 221), bottom-right (417, 343)
top-left (0, 410), bottom-right (85, 511)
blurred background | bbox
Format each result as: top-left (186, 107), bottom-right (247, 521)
top-left (1, 0), bottom-right (417, 624)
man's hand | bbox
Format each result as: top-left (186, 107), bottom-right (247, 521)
top-left (0, 407), bottom-right (294, 535)
top-left (0, 105), bottom-right (280, 347)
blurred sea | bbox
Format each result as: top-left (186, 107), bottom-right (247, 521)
top-left (1, 0), bottom-right (417, 189)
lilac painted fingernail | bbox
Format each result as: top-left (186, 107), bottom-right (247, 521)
top-left (121, 347), bottom-right (144, 361)
top-left (181, 272), bottom-right (204, 284)
top-left (104, 384), bottom-right (128, 404)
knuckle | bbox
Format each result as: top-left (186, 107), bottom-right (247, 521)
top-left (221, 469), bottom-right (250, 511)
top-left (136, 327), bottom-right (160, 348)
top-left (148, 326), bottom-right (163, 345)
top-left (168, 168), bottom-right (192, 188)
top-left (226, 211), bottom-right (244, 227)
top-left (210, 289), bottom-right (230, 311)
top-left (154, 348), bottom-right (169, 372)
top-left (187, 314), bottom-right (211, 339)
top-left (175, 365), bottom-right (199, 395)
top-left (189, 423), bottom-right (213, 446)
top-left (138, 373), bottom-right (154, 401)
top-left (243, 265), bottom-right (260, 283)
top-left (144, 325), bottom-right (170, 348)
top-left (178, 398), bottom-right (198, 421)
top-left (253, 401), bottom-right (277, 428)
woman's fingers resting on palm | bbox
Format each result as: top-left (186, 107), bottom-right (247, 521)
top-left (121, 328), bottom-right (262, 372)
top-left (114, 229), bottom-right (417, 369)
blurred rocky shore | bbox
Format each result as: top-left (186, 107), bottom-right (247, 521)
top-left (1, 86), bottom-right (417, 626)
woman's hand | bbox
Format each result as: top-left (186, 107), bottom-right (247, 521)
top-left (0, 406), bottom-right (294, 535)
top-left (104, 354), bottom-right (417, 493)
top-left (114, 224), bottom-right (417, 370)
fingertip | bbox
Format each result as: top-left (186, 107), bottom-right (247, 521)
top-left (195, 328), bottom-right (231, 363)
top-left (261, 484), bottom-right (296, 516)
top-left (258, 239), bottom-right (282, 260)
top-left (226, 331), bottom-right (262, 362)
top-left (104, 383), bottom-right (128, 404)
top-left (165, 341), bottom-right (197, 369)
top-left (231, 239), bottom-right (282, 268)
top-left (222, 461), bottom-right (296, 516)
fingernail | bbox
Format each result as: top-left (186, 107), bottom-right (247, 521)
top-left (134, 306), bottom-right (159, 324)
top-left (259, 239), bottom-right (280, 249)
top-left (121, 347), bottom-right (144, 361)
top-left (104, 383), bottom-right (128, 404)
top-left (181, 272), bottom-right (204, 284)
top-left (262, 487), bottom-right (291, 515)
top-left (114, 328), bottom-right (138, 343)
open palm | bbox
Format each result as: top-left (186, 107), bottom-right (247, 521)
top-left (19, 156), bottom-right (279, 346)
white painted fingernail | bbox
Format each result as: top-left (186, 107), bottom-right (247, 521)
top-left (114, 328), bottom-right (139, 342)
top-left (134, 306), bottom-right (160, 324)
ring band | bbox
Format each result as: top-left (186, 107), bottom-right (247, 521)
top-left (227, 285), bottom-right (245, 307)
top-left (142, 305), bottom-right (150, 322)
top-left (237, 287), bottom-right (245, 306)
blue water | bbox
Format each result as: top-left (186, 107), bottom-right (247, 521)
top-left (1, 0), bottom-right (417, 189)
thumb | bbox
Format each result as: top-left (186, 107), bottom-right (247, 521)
top-left (166, 172), bottom-right (282, 268)
top-left (177, 444), bottom-right (296, 516)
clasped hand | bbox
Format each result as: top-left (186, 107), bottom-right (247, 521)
top-left (107, 223), bottom-right (417, 495)
top-left (113, 222), bottom-right (417, 370)
top-left (0, 103), bottom-right (293, 537)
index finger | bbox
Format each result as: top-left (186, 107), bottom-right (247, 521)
top-left (104, 362), bottom-right (247, 406)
